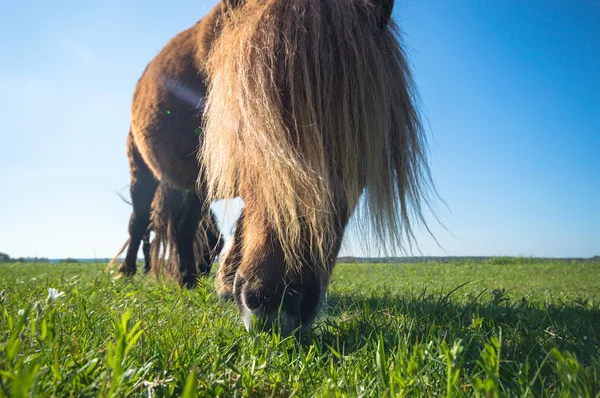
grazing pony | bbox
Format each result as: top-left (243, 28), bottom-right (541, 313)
top-left (118, 0), bottom-right (433, 334)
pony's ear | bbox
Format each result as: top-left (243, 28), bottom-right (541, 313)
top-left (372, 0), bottom-right (394, 30)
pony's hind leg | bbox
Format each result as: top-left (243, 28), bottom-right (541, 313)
top-left (119, 132), bottom-right (158, 276)
top-left (195, 209), bottom-right (223, 277)
top-left (142, 229), bottom-right (152, 273)
top-left (175, 192), bottom-right (205, 288)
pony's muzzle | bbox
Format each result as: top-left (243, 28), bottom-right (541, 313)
top-left (233, 274), bottom-right (321, 335)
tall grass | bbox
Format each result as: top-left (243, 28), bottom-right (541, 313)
top-left (1, 260), bottom-right (599, 396)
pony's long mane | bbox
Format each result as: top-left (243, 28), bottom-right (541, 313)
top-left (201, 0), bottom-right (433, 264)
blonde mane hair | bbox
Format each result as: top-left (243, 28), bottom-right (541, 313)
top-left (201, 0), bottom-right (433, 264)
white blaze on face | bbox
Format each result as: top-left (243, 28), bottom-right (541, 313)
top-left (242, 308), bottom-right (257, 332)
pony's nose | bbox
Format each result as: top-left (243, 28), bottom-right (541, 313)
top-left (242, 285), bottom-right (304, 314)
top-left (242, 306), bottom-right (302, 336)
top-left (235, 276), bottom-right (320, 335)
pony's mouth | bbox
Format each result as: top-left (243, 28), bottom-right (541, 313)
top-left (241, 307), bottom-right (301, 336)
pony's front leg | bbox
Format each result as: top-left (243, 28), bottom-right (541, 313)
top-left (215, 210), bottom-right (245, 301)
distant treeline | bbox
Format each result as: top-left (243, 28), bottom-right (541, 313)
top-left (337, 256), bottom-right (600, 264)
top-left (0, 252), bottom-right (78, 263)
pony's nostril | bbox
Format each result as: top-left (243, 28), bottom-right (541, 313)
top-left (241, 288), bottom-right (264, 311)
top-left (241, 285), bottom-right (306, 315)
top-left (281, 286), bottom-right (305, 315)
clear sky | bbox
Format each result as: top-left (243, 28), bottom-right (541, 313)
top-left (1, 1), bottom-right (598, 259)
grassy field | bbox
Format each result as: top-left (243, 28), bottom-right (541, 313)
top-left (1, 259), bottom-right (599, 397)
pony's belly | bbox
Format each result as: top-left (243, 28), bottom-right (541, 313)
top-left (130, 118), bottom-right (202, 192)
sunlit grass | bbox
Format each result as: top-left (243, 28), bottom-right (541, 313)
top-left (1, 259), bottom-right (599, 396)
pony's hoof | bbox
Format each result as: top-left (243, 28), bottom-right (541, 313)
top-left (118, 264), bottom-right (137, 277)
top-left (215, 279), bottom-right (234, 302)
top-left (217, 291), bottom-right (234, 302)
top-left (180, 274), bottom-right (198, 289)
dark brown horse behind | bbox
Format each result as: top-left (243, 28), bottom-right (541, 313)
top-left (116, 0), bottom-right (434, 335)
top-left (115, 179), bottom-right (223, 283)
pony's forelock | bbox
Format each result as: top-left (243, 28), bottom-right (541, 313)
top-left (201, 0), bottom-right (434, 266)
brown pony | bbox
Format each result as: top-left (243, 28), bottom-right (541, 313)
top-left (118, 0), bottom-right (433, 334)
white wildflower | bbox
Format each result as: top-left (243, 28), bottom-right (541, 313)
top-left (46, 287), bottom-right (65, 302)
top-left (17, 309), bottom-right (25, 316)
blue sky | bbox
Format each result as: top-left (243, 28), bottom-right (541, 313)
top-left (1, 1), bottom-right (598, 259)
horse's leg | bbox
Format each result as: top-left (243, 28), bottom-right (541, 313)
top-left (119, 132), bottom-right (158, 276)
top-left (142, 229), bottom-right (151, 273)
top-left (215, 209), bottom-right (245, 301)
top-left (195, 209), bottom-right (223, 277)
top-left (174, 192), bottom-right (205, 288)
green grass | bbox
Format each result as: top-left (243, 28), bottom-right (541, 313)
top-left (1, 259), bottom-right (599, 397)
